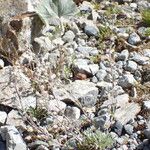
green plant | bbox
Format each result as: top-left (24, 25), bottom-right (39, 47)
top-left (98, 26), bottom-right (113, 41)
top-left (64, 65), bottom-right (72, 79)
top-left (27, 106), bottom-right (48, 121)
top-left (141, 9), bottom-right (150, 26)
top-left (92, 2), bottom-right (101, 11)
top-left (36, 0), bottom-right (78, 27)
top-left (105, 5), bottom-right (122, 16)
top-left (77, 129), bottom-right (114, 150)
top-left (145, 28), bottom-right (150, 36)
top-left (90, 55), bottom-right (101, 64)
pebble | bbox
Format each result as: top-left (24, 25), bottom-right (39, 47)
top-left (124, 60), bottom-right (138, 73)
top-left (124, 124), bottom-right (134, 135)
top-left (143, 101), bottom-right (150, 110)
top-left (118, 49), bottom-right (129, 61)
top-left (0, 111), bottom-right (7, 124)
top-left (95, 69), bottom-right (107, 81)
top-left (65, 106), bottom-right (80, 120)
top-left (118, 73), bottom-right (137, 88)
top-left (112, 121), bottom-right (123, 136)
top-left (62, 30), bottom-right (75, 43)
top-left (130, 52), bottom-right (149, 65)
top-left (84, 25), bottom-right (98, 37)
top-left (128, 32), bottom-right (141, 45)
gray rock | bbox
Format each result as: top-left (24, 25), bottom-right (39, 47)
top-left (36, 145), bottom-right (49, 150)
top-left (113, 86), bottom-right (125, 97)
top-left (124, 124), bottom-right (134, 135)
top-left (6, 110), bottom-right (25, 128)
top-left (21, 95), bottom-right (37, 110)
top-left (128, 32), bottom-right (141, 45)
top-left (53, 80), bottom-right (98, 108)
top-left (99, 62), bottom-right (107, 70)
top-left (134, 70), bottom-right (142, 81)
top-left (0, 141), bottom-right (6, 150)
top-left (89, 64), bottom-right (99, 75)
top-left (73, 59), bottom-right (99, 75)
top-left (118, 73), bottom-right (137, 88)
top-left (123, 0), bottom-right (132, 3)
top-left (80, 5), bottom-right (92, 13)
top-left (143, 49), bottom-right (150, 58)
top-left (137, 0), bottom-right (150, 10)
top-left (0, 111), bottom-right (7, 125)
top-left (28, 140), bottom-right (49, 149)
top-left (34, 36), bottom-right (54, 53)
top-left (0, 126), bottom-right (27, 150)
top-left (115, 27), bottom-right (129, 38)
top-left (0, 0), bottom-right (36, 22)
top-left (116, 61), bottom-right (124, 69)
top-left (143, 101), bottom-right (150, 110)
top-left (112, 121), bottom-right (123, 136)
top-left (96, 69), bottom-right (107, 81)
top-left (118, 49), bottom-right (129, 61)
top-left (143, 129), bottom-right (150, 139)
top-left (68, 80), bottom-right (99, 107)
top-left (0, 59), bottom-right (4, 69)
top-left (84, 25), bottom-right (98, 37)
top-left (48, 100), bottom-right (66, 113)
top-left (96, 81), bottom-right (113, 91)
top-left (0, 67), bottom-right (34, 110)
top-left (76, 46), bottom-right (99, 56)
top-left (102, 91), bottom-right (129, 108)
top-left (114, 103), bottom-right (141, 125)
top-left (62, 30), bottom-right (75, 43)
top-left (130, 52), bottom-right (149, 65)
top-left (137, 27), bottom-right (147, 38)
top-left (93, 117), bottom-right (106, 130)
top-left (91, 76), bottom-right (98, 83)
top-left (44, 117), bottom-right (54, 125)
top-left (130, 3), bottom-right (138, 9)
top-left (65, 106), bottom-right (80, 120)
top-left (124, 60), bottom-right (138, 73)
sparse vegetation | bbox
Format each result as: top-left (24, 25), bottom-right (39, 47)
top-left (27, 106), bottom-right (48, 122)
top-left (145, 28), bottom-right (150, 36)
top-left (98, 26), bottom-right (113, 42)
top-left (77, 129), bottom-right (114, 150)
top-left (141, 9), bottom-right (150, 26)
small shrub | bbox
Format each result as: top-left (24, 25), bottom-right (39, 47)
top-left (92, 2), bottom-right (101, 11)
top-left (90, 55), bottom-right (101, 64)
top-left (77, 129), bottom-right (114, 150)
top-left (27, 107), bottom-right (48, 121)
top-left (145, 28), bottom-right (150, 36)
top-left (98, 26), bottom-right (113, 41)
top-left (141, 9), bottom-right (150, 26)
top-left (105, 5), bottom-right (122, 16)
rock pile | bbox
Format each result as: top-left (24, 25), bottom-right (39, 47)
top-left (0, 0), bottom-right (150, 149)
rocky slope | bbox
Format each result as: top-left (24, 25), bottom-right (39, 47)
top-left (0, 0), bottom-right (150, 150)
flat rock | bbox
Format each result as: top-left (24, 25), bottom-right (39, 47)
top-left (0, 111), bottom-right (7, 125)
top-left (102, 94), bottom-right (129, 108)
top-left (0, 126), bottom-right (27, 150)
top-left (67, 80), bottom-right (99, 107)
top-left (6, 110), bottom-right (25, 128)
top-left (64, 106), bottom-right (80, 120)
top-left (114, 103), bottom-right (141, 125)
top-left (118, 73), bottom-right (137, 88)
top-left (130, 52), bottom-right (149, 65)
top-left (48, 100), bottom-right (66, 113)
top-left (53, 80), bottom-right (98, 107)
top-left (143, 100), bottom-right (150, 110)
top-left (0, 67), bottom-right (35, 110)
